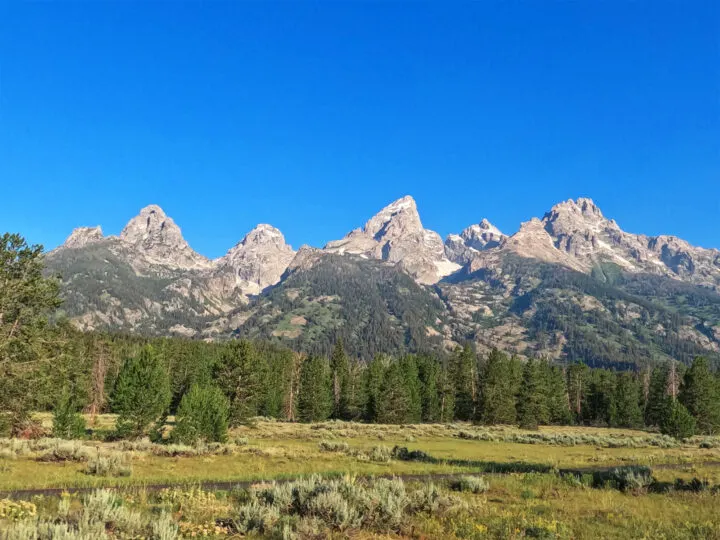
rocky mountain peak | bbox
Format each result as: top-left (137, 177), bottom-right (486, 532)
top-left (119, 205), bottom-right (210, 269)
top-left (212, 223), bottom-right (296, 295)
top-left (62, 226), bottom-right (104, 249)
top-left (239, 224), bottom-right (288, 247)
top-left (444, 218), bottom-right (505, 264)
top-left (325, 195), bottom-right (459, 284)
top-left (362, 195), bottom-right (421, 239)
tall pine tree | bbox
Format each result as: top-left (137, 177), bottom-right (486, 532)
top-left (213, 340), bottom-right (264, 426)
top-left (452, 344), bottom-right (477, 421)
top-left (517, 359), bottom-right (548, 430)
top-left (680, 356), bottom-right (720, 435)
top-left (297, 356), bottom-right (332, 422)
top-left (329, 339), bottom-right (351, 420)
top-left (478, 349), bottom-right (518, 425)
top-left (610, 372), bottom-right (643, 428)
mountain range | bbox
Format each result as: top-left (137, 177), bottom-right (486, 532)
top-left (45, 196), bottom-right (720, 367)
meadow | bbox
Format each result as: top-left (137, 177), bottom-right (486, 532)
top-left (1, 417), bottom-right (720, 538)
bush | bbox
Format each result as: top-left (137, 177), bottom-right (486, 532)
top-left (39, 440), bottom-right (94, 462)
top-left (172, 384), bottom-right (229, 445)
top-left (84, 452), bottom-right (132, 477)
top-left (367, 445), bottom-right (392, 463)
top-left (593, 466), bottom-right (654, 492)
top-left (391, 446), bottom-right (434, 462)
top-left (52, 389), bottom-right (87, 440)
top-left (318, 440), bottom-right (349, 453)
top-left (450, 475), bottom-right (489, 494)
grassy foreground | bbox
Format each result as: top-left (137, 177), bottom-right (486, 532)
top-left (1, 418), bottom-right (719, 538)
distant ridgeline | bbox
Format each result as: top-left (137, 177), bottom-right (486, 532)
top-left (44, 196), bottom-right (720, 370)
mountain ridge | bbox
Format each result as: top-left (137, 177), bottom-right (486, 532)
top-left (44, 196), bottom-right (720, 365)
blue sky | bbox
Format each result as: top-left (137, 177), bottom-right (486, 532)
top-left (1, 2), bottom-right (718, 257)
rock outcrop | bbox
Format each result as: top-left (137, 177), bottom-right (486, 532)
top-left (62, 226), bottom-right (104, 249)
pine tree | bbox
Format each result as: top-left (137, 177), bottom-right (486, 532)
top-left (660, 399), bottom-right (696, 439)
top-left (478, 349), bottom-right (518, 425)
top-left (437, 359), bottom-right (456, 423)
top-left (376, 361), bottom-right (412, 424)
top-left (680, 356), bottom-right (720, 435)
top-left (645, 365), bottom-right (671, 427)
top-left (585, 369), bottom-right (616, 425)
top-left (363, 355), bottom-right (386, 422)
top-left (112, 345), bottom-right (171, 438)
top-left (329, 339), bottom-right (351, 420)
top-left (297, 356), bottom-right (332, 422)
top-left (517, 359), bottom-right (547, 430)
top-left (452, 344), bottom-right (477, 421)
top-left (0, 234), bottom-right (63, 433)
top-left (416, 354), bottom-right (441, 422)
top-left (213, 340), bottom-right (263, 426)
top-left (566, 363), bottom-right (589, 424)
top-left (399, 355), bottom-right (422, 423)
top-left (172, 384), bottom-right (230, 444)
top-left (610, 372), bottom-right (643, 428)
top-left (52, 388), bottom-right (87, 439)
top-left (543, 364), bottom-right (571, 424)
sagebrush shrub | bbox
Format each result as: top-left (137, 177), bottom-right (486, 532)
top-left (450, 475), bottom-right (490, 494)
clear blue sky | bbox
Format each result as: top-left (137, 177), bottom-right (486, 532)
top-left (1, 2), bottom-right (718, 257)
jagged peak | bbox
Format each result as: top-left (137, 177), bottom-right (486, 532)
top-left (546, 197), bottom-right (604, 220)
top-left (466, 219), bottom-right (503, 237)
top-left (222, 224), bottom-right (293, 257)
top-left (62, 226), bottom-right (104, 249)
top-left (363, 195), bottom-right (420, 236)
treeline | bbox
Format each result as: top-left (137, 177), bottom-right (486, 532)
top-left (2, 233), bottom-right (720, 442)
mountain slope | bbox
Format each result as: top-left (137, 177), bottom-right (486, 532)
top-left (233, 250), bottom-right (450, 358)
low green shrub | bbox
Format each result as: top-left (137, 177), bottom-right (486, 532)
top-left (449, 475), bottom-right (489, 494)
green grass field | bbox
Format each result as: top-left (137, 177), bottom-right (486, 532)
top-left (1, 418), bottom-right (720, 538)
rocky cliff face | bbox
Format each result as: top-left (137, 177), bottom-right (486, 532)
top-left (324, 196), bottom-right (460, 284)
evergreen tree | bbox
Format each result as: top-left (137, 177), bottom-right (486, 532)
top-left (660, 399), bottom-right (696, 439)
top-left (172, 384), bottom-right (229, 444)
top-left (297, 356), bottom-right (332, 422)
top-left (376, 361), bottom-right (412, 424)
top-left (52, 388), bottom-right (87, 439)
top-left (566, 363), bottom-right (589, 424)
top-left (416, 354), bottom-right (441, 422)
top-left (0, 234), bottom-right (62, 433)
top-left (452, 344), bottom-right (477, 421)
top-left (329, 339), bottom-right (351, 420)
top-left (112, 345), bottom-right (171, 438)
top-left (584, 369), bottom-right (616, 425)
top-left (213, 340), bottom-right (263, 426)
top-left (478, 349), bottom-right (518, 425)
top-left (543, 364), bottom-right (571, 424)
top-left (363, 354), bottom-right (386, 422)
top-left (645, 365), bottom-right (671, 427)
top-left (610, 372), bottom-right (643, 428)
top-left (437, 359), bottom-right (456, 423)
top-left (680, 356), bottom-right (720, 434)
top-left (399, 355), bottom-right (422, 422)
top-left (517, 359), bottom-right (547, 430)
